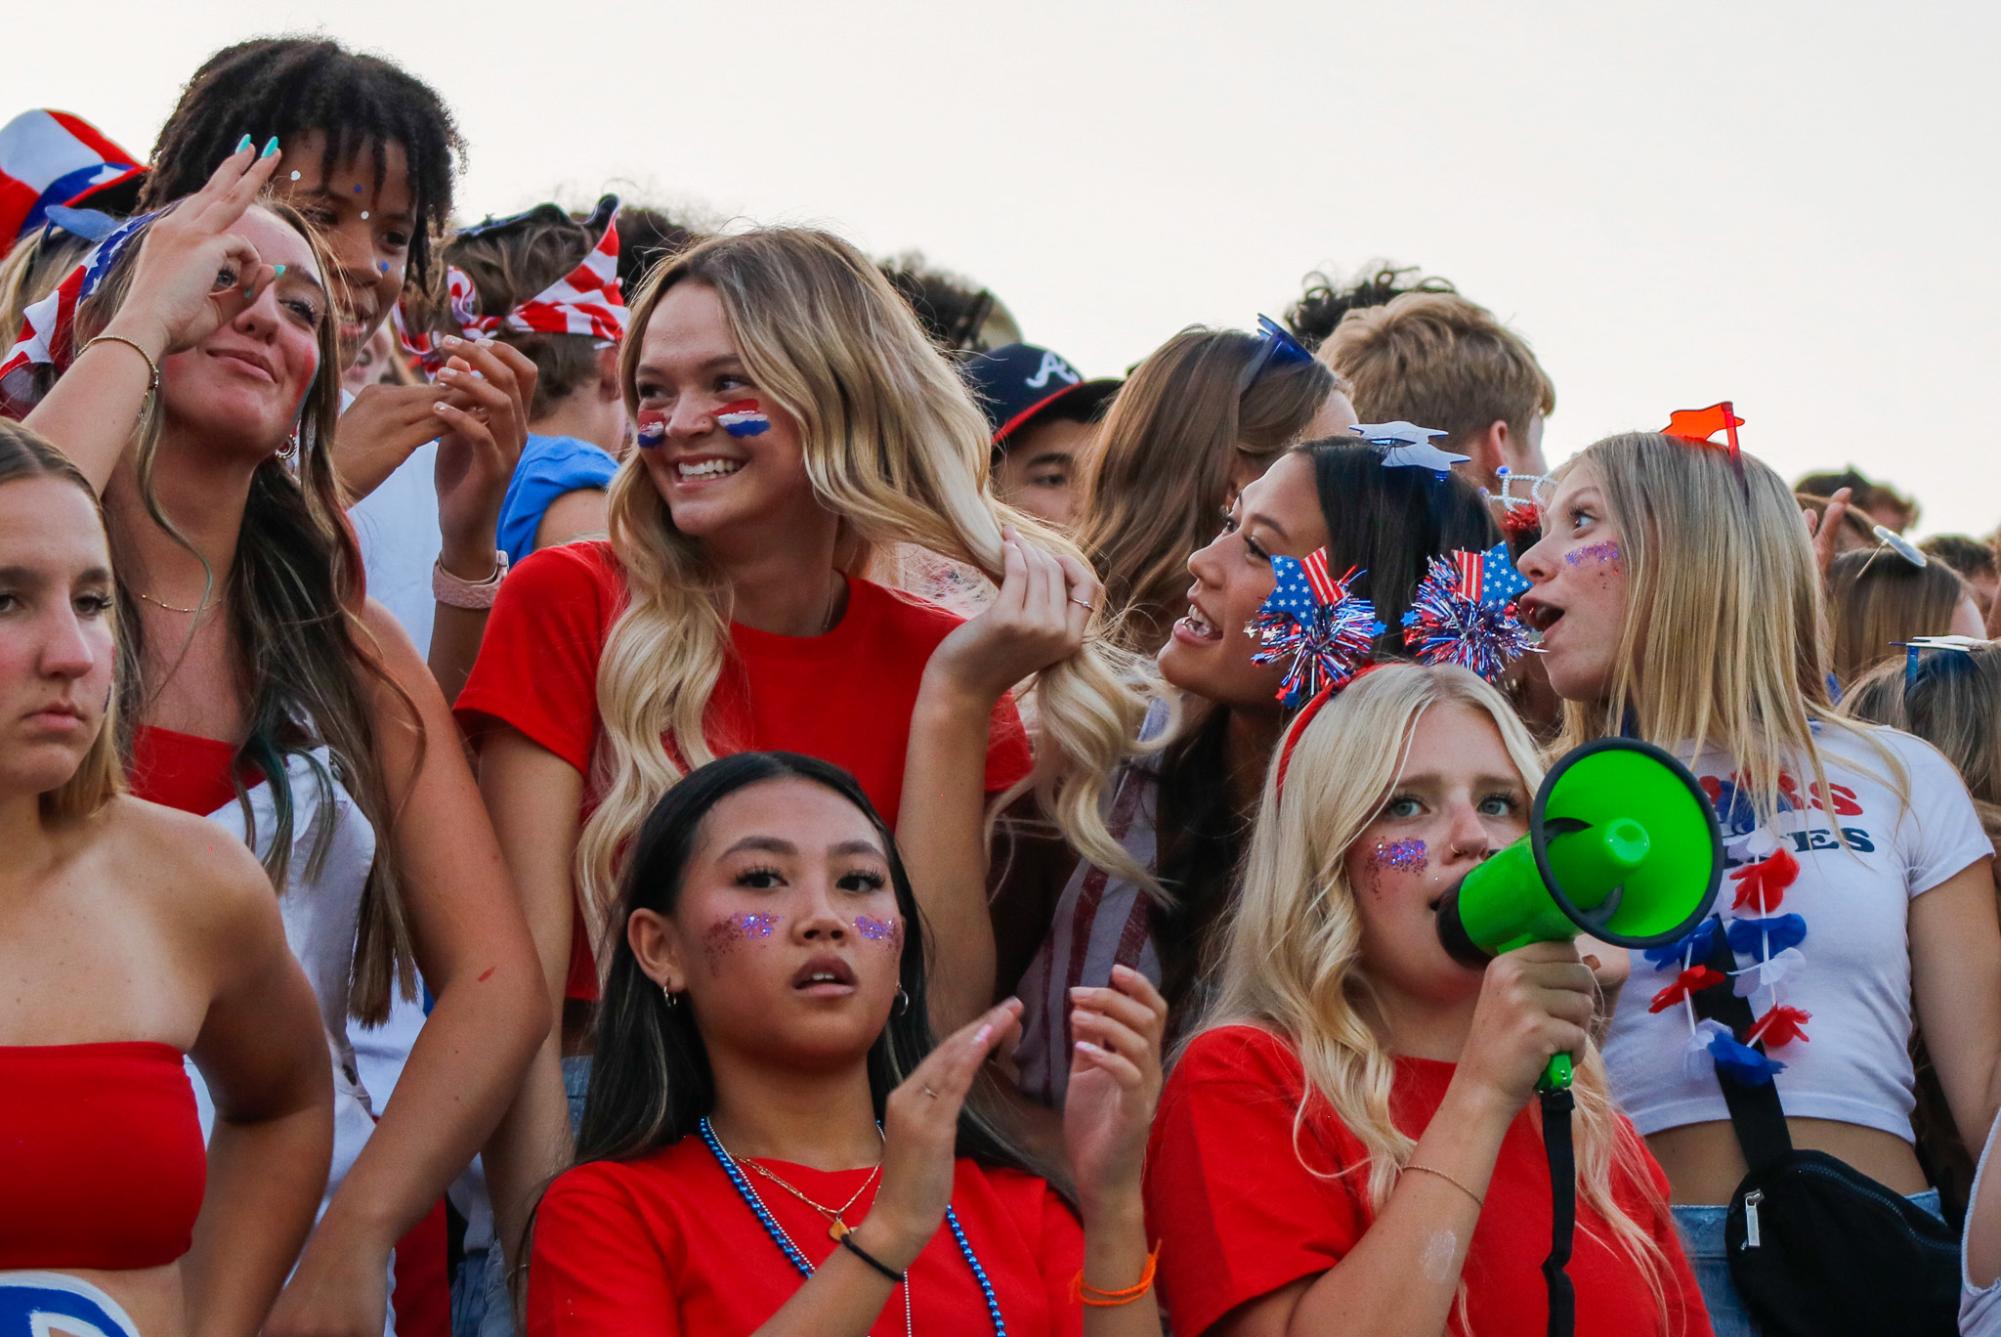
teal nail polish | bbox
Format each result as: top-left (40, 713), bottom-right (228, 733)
top-left (235, 134), bottom-right (253, 154)
top-left (274, 264), bottom-right (287, 276)
top-left (260, 136), bottom-right (280, 159)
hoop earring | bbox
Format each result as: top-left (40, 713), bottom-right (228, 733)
top-left (893, 986), bottom-right (911, 1017)
top-left (661, 983), bottom-right (681, 1008)
top-left (277, 426), bottom-right (299, 461)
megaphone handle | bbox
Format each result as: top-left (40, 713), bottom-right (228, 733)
top-left (1539, 1052), bottom-right (1574, 1092)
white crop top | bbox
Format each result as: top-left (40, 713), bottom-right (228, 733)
top-left (1604, 724), bottom-right (1992, 1140)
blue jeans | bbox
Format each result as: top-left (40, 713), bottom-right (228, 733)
top-left (451, 1055), bottom-right (593, 1337)
top-left (1672, 1188), bottom-right (1944, 1337)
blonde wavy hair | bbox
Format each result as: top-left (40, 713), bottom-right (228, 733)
top-left (577, 226), bottom-right (1155, 947)
top-left (1196, 664), bottom-right (1673, 1325)
top-left (1553, 433), bottom-right (1901, 826)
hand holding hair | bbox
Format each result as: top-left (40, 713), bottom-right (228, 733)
top-left (101, 135), bottom-right (283, 363)
top-left (859, 997), bottom-right (1024, 1270)
top-left (922, 526), bottom-right (1102, 706)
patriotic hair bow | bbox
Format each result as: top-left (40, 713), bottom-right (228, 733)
top-left (1350, 421), bottom-right (1470, 479)
top-left (1248, 549), bottom-right (1385, 707)
top-left (0, 209), bottom-right (155, 419)
top-left (397, 195), bottom-right (626, 373)
top-left (1399, 542), bottom-right (1534, 682)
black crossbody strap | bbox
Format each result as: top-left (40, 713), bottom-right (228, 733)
top-left (1688, 915), bottom-right (1793, 1172)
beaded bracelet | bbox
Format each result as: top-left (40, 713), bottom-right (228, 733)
top-left (1070, 1243), bottom-right (1160, 1307)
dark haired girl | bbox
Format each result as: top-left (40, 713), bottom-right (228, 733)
top-left (527, 752), bottom-right (1167, 1336)
top-left (1000, 438), bottom-right (1503, 1108)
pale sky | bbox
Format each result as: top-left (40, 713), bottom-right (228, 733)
top-left (17, 0), bottom-right (2000, 535)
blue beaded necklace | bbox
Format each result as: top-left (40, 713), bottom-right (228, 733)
top-left (699, 1116), bottom-right (1007, 1336)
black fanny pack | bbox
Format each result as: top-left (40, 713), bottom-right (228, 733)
top-left (1691, 919), bottom-right (1958, 1336)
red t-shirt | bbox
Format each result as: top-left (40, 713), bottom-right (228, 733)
top-left (454, 541), bottom-right (1033, 1000)
top-left (1143, 1025), bottom-right (1711, 1337)
top-left (526, 1137), bottom-right (1084, 1336)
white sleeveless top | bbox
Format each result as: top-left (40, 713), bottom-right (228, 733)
top-left (184, 746), bottom-right (381, 1228)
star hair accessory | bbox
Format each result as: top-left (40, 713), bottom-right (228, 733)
top-left (1399, 543), bottom-right (1534, 682)
top-left (1896, 634), bottom-right (1983, 689)
top-left (0, 209), bottom-right (156, 419)
top-left (1350, 421), bottom-right (1470, 479)
top-left (1248, 549), bottom-right (1384, 707)
top-left (395, 195), bottom-right (626, 374)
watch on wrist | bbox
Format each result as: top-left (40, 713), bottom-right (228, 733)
top-left (432, 549), bottom-right (509, 610)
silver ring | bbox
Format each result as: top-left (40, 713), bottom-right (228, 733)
top-left (1067, 597), bottom-right (1095, 611)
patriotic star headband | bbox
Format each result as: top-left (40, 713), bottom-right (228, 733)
top-left (396, 195), bottom-right (626, 373)
top-left (0, 209), bottom-right (155, 419)
top-left (1400, 543), bottom-right (1535, 682)
top-left (1247, 549), bottom-right (1384, 708)
top-left (1350, 421), bottom-right (1470, 479)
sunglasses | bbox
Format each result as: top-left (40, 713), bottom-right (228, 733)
top-left (1237, 315), bottom-right (1315, 396)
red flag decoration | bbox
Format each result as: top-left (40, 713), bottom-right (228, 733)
top-left (1662, 402), bottom-right (1745, 460)
top-left (1649, 965), bottom-right (1726, 1013)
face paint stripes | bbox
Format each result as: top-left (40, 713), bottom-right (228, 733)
top-left (715, 398), bottom-right (771, 438)
top-left (1371, 838), bottom-right (1428, 873)
top-left (1566, 541), bottom-right (1622, 567)
top-left (636, 409), bottom-right (667, 449)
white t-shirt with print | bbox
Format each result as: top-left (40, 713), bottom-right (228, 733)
top-left (1605, 724), bottom-right (1991, 1140)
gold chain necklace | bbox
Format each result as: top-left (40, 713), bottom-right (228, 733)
top-left (135, 589), bottom-right (224, 615)
top-left (738, 1135), bottom-right (884, 1240)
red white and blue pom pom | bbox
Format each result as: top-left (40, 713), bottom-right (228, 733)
top-left (1399, 543), bottom-right (1534, 682)
top-left (1249, 550), bottom-right (1384, 707)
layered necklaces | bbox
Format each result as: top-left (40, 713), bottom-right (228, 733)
top-left (698, 1116), bottom-right (1006, 1336)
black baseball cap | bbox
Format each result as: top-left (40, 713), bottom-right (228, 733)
top-left (962, 342), bottom-right (1120, 446)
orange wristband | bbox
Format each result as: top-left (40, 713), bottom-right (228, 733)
top-left (1071, 1243), bottom-right (1160, 1307)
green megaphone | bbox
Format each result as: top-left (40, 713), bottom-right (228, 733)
top-left (1433, 737), bottom-right (1723, 1091)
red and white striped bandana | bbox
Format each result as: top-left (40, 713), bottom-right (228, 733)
top-left (397, 195), bottom-right (625, 372)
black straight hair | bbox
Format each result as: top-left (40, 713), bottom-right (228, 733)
top-left (142, 37), bottom-right (463, 291)
top-left (1148, 441), bottom-right (1499, 1009)
top-left (576, 751), bottom-right (1039, 1178)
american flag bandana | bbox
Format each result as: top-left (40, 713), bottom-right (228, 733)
top-left (396, 195), bottom-right (625, 374)
top-left (0, 209), bottom-right (155, 419)
top-left (0, 109), bottom-right (147, 256)
top-left (1249, 549), bottom-right (1384, 707)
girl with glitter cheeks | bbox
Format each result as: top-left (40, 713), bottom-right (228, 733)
top-left (1144, 664), bottom-right (1703, 1337)
top-left (1516, 433), bottom-right (1998, 1331)
top-left (527, 751), bottom-right (1169, 1336)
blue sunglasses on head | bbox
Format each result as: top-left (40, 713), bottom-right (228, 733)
top-left (1238, 315), bottom-right (1315, 395)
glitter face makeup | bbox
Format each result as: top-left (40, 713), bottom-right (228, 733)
top-left (1565, 541), bottom-right (1622, 568)
top-left (704, 911), bottom-right (780, 964)
top-left (854, 915), bottom-right (901, 949)
top-left (715, 398), bottom-right (771, 438)
top-left (636, 409), bottom-right (667, 449)
top-left (1370, 838), bottom-right (1428, 874)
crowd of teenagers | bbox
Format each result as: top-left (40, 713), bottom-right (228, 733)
top-left (5, 36), bottom-right (2001, 1337)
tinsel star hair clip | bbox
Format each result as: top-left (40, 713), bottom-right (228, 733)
top-left (1350, 421), bottom-right (1470, 480)
top-left (1661, 401), bottom-right (1747, 488)
top-left (1247, 548), bottom-right (1385, 707)
top-left (1400, 542), bottom-right (1535, 682)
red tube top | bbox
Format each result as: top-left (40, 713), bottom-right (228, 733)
top-left (0, 1042), bottom-right (207, 1269)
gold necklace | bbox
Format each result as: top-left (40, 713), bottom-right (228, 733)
top-left (738, 1139), bottom-right (884, 1241)
top-left (135, 589), bottom-right (224, 615)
